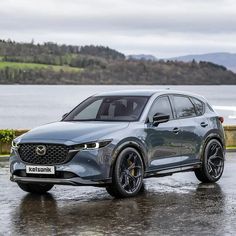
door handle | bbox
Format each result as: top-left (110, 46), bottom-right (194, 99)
top-left (173, 127), bottom-right (180, 134)
top-left (200, 122), bottom-right (208, 128)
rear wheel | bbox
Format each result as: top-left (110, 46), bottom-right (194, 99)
top-left (195, 139), bottom-right (224, 183)
top-left (17, 183), bottom-right (54, 194)
top-left (106, 147), bottom-right (144, 198)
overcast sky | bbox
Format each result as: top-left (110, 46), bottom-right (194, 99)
top-left (0, 0), bottom-right (236, 58)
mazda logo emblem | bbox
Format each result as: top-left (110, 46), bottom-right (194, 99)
top-left (35, 145), bottom-right (47, 156)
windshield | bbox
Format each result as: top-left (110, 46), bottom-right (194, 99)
top-left (64, 96), bottom-right (149, 122)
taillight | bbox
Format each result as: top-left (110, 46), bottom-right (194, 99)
top-left (218, 116), bottom-right (224, 123)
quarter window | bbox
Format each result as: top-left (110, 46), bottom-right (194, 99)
top-left (192, 98), bottom-right (204, 116)
top-left (173, 96), bottom-right (196, 118)
top-left (148, 96), bottom-right (173, 122)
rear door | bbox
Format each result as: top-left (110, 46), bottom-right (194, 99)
top-left (171, 95), bottom-right (202, 164)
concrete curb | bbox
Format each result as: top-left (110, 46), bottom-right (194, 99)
top-left (226, 149), bottom-right (236, 153)
top-left (0, 156), bottom-right (9, 161)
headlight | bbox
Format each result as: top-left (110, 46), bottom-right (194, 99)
top-left (11, 139), bottom-right (19, 150)
top-left (72, 140), bottom-right (112, 151)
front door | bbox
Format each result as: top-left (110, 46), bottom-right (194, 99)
top-left (145, 96), bottom-right (182, 171)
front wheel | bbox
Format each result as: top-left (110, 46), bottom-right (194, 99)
top-left (195, 139), bottom-right (224, 183)
top-left (106, 147), bottom-right (144, 198)
top-left (17, 182), bottom-right (54, 194)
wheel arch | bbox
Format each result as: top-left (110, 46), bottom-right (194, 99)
top-left (109, 138), bottom-right (148, 178)
top-left (200, 132), bottom-right (225, 161)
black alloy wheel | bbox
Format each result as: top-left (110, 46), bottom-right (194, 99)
top-left (195, 139), bottom-right (224, 183)
top-left (106, 147), bottom-right (144, 198)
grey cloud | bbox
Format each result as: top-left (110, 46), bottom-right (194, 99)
top-left (1, 10), bottom-right (236, 34)
top-left (0, 0), bottom-right (236, 57)
top-left (0, 0), bottom-right (236, 34)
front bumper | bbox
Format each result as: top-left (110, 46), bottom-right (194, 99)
top-left (9, 144), bottom-right (114, 186)
top-left (10, 175), bottom-right (111, 186)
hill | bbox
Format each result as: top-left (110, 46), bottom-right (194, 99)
top-left (169, 52), bottom-right (236, 72)
top-left (127, 54), bottom-right (157, 61)
top-left (0, 39), bottom-right (236, 85)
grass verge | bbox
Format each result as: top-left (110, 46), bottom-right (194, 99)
top-left (0, 61), bottom-right (82, 72)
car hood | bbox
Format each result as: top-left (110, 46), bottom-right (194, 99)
top-left (19, 121), bottom-right (129, 144)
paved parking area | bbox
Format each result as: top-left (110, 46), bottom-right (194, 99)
top-left (0, 153), bottom-right (236, 235)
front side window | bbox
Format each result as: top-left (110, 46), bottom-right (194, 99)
top-left (173, 96), bottom-right (196, 118)
top-left (148, 96), bottom-right (173, 122)
top-left (64, 96), bottom-right (149, 122)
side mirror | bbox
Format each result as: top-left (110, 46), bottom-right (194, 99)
top-left (153, 113), bottom-right (170, 126)
top-left (62, 113), bottom-right (68, 120)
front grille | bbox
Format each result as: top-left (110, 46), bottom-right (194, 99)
top-left (18, 143), bottom-right (70, 165)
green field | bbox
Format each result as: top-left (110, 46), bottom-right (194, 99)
top-left (0, 61), bottom-right (82, 72)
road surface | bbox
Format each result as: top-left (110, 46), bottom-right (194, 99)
top-left (0, 153), bottom-right (236, 235)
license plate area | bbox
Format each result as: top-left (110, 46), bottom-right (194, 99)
top-left (26, 165), bottom-right (55, 175)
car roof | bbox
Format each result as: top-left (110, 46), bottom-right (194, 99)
top-left (94, 89), bottom-right (206, 101)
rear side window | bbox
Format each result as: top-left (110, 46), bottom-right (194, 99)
top-left (173, 96), bottom-right (196, 118)
top-left (148, 96), bottom-right (173, 122)
top-left (191, 97), bottom-right (205, 116)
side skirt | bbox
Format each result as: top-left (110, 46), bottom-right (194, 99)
top-left (144, 162), bottom-right (202, 178)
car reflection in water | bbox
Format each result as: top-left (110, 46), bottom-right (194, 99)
top-left (12, 181), bottom-right (226, 235)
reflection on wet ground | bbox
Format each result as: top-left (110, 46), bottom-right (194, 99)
top-left (1, 153), bottom-right (236, 235)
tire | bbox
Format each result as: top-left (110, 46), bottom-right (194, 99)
top-left (106, 183), bottom-right (145, 197)
top-left (17, 182), bottom-right (54, 194)
top-left (106, 147), bottom-right (144, 198)
top-left (195, 139), bottom-right (224, 183)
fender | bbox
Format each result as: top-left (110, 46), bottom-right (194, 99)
top-left (199, 130), bottom-right (225, 161)
top-left (109, 137), bottom-right (148, 177)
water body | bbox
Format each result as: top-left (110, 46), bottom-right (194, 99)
top-left (0, 85), bottom-right (235, 129)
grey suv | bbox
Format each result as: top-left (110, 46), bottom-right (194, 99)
top-left (10, 90), bottom-right (225, 198)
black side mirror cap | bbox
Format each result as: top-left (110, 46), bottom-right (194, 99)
top-left (153, 114), bottom-right (170, 126)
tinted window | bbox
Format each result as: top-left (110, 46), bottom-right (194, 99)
top-left (74, 99), bottom-right (103, 120)
top-left (148, 96), bottom-right (173, 122)
top-left (173, 96), bottom-right (196, 118)
top-left (64, 96), bottom-right (149, 122)
top-left (207, 103), bottom-right (214, 112)
top-left (192, 97), bottom-right (204, 115)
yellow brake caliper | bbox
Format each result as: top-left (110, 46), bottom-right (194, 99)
top-left (129, 160), bottom-right (135, 176)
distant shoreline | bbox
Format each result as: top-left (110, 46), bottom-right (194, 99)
top-left (1, 40), bottom-right (236, 85)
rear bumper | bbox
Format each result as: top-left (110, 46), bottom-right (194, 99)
top-left (10, 175), bottom-right (111, 186)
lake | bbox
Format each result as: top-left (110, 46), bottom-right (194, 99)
top-left (0, 85), bottom-right (236, 129)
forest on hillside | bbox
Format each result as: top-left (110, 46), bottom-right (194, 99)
top-left (0, 39), bottom-right (236, 85)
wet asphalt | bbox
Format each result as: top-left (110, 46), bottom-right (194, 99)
top-left (1, 153), bottom-right (236, 236)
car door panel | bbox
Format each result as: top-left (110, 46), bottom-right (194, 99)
top-left (177, 118), bottom-right (202, 163)
top-left (171, 95), bottom-right (203, 164)
top-left (144, 96), bottom-right (183, 171)
top-left (146, 119), bottom-right (182, 171)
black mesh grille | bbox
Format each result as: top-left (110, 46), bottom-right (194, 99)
top-left (18, 143), bottom-right (70, 165)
